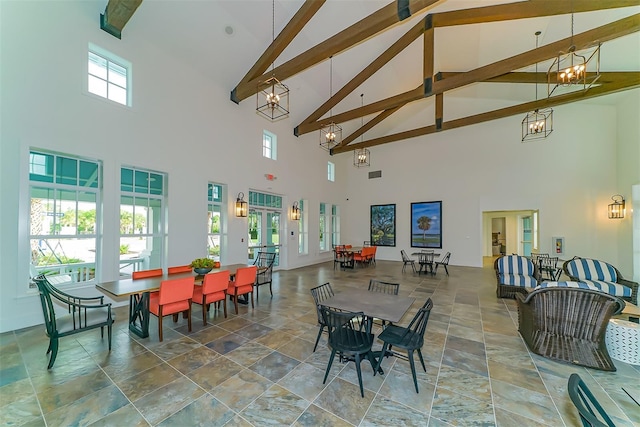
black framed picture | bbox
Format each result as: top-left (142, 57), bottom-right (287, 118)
top-left (370, 204), bottom-right (396, 247)
top-left (411, 201), bottom-right (442, 248)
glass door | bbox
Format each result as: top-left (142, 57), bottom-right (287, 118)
top-left (248, 209), bottom-right (281, 266)
top-left (521, 216), bottom-right (532, 256)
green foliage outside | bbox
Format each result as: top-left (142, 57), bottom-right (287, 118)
top-left (33, 255), bottom-right (83, 266)
top-left (120, 244), bottom-right (129, 255)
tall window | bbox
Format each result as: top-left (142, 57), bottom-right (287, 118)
top-left (120, 167), bottom-right (166, 273)
top-left (29, 150), bottom-right (101, 286)
top-left (327, 161), bottom-right (335, 182)
top-left (88, 44), bottom-right (131, 106)
top-left (263, 130), bottom-right (277, 160)
top-left (319, 203), bottom-right (328, 251)
top-left (298, 199), bottom-right (308, 254)
top-left (208, 183), bottom-right (225, 261)
top-left (331, 204), bottom-right (340, 247)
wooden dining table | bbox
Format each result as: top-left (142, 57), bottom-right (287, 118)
top-left (321, 287), bottom-right (415, 324)
top-left (96, 263), bottom-right (247, 338)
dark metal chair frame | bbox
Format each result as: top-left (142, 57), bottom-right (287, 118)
top-left (374, 298), bottom-right (433, 393)
top-left (319, 305), bottom-right (376, 397)
top-left (516, 287), bottom-right (624, 371)
top-left (400, 250), bottom-right (416, 273)
top-left (418, 251), bottom-right (435, 275)
top-left (253, 251), bottom-right (277, 300)
top-left (33, 275), bottom-right (114, 369)
top-left (310, 282), bottom-right (335, 352)
top-left (567, 373), bottom-right (616, 427)
top-left (368, 279), bottom-right (400, 328)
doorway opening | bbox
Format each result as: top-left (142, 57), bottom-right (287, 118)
top-left (482, 210), bottom-right (539, 260)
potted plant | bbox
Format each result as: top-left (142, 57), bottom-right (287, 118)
top-left (190, 258), bottom-right (215, 275)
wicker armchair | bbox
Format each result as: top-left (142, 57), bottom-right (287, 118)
top-left (563, 256), bottom-right (638, 304)
top-left (495, 255), bottom-right (539, 298)
top-left (516, 287), bottom-right (625, 371)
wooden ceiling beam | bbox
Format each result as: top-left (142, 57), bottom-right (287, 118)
top-left (295, 18), bottom-right (427, 135)
top-left (100, 0), bottom-right (143, 39)
top-left (317, 15), bottom-right (639, 128)
top-left (332, 74), bottom-right (640, 153)
top-left (231, 0), bottom-right (325, 103)
top-left (338, 107), bottom-right (402, 147)
top-left (438, 71), bottom-right (635, 84)
top-left (233, 0), bottom-right (445, 102)
top-left (431, 0), bottom-right (639, 27)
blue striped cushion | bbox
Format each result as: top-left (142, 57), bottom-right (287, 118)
top-left (499, 273), bottom-right (537, 288)
top-left (497, 255), bottom-right (534, 276)
top-left (536, 280), bottom-right (631, 297)
top-left (566, 259), bottom-right (617, 282)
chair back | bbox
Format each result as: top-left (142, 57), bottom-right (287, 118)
top-left (363, 241), bottom-right (371, 247)
top-left (400, 250), bottom-right (411, 262)
top-left (496, 255), bottom-right (534, 275)
top-left (399, 298), bottom-right (433, 344)
top-left (568, 373), bottom-right (616, 427)
top-left (158, 277), bottom-right (194, 306)
top-left (368, 279), bottom-right (399, 295)
top-left (565, 257), bottom-right (617, 282)
top-left (168, 265), bottom-right (192, 274)
top-left (438, 252), bottom-right (451, 264)
top-left (202, 270), bottom-right (230, 294)
top-left (34, 275), bottom-right (57, 336)
top-left (234, 266), bottom-right (258, 287)
top-left (133, 268), bottom-right (163, 279)
top-left (419, 252), bottom-right (434, 263)
top-left (319, 306), bottom-right (372, 348)
top-left (310, 283), bottom-right (334, 324)
top-left (254, 251), bottom-right (276, 268)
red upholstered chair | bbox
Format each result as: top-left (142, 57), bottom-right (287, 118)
top-left (149, 277), bottom-right (194, 341)
top-left (168, 265), bottom-right (192, 274)
top-left (132, 269), bottom-right (163, 279)
top-left (228, 266), bottom-right (257, 314)
top-left (193, 270), bottom-right (229, 324)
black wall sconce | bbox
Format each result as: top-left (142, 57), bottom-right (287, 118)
top-left (608, 194), bottom-right (625, 219)
top-left (291, 201), bottom-right (301, 220)
top-left (235, 192), bottom-right (248, 217)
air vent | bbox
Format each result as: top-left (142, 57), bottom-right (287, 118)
top-left (368, 170), bottom-right (382, 179)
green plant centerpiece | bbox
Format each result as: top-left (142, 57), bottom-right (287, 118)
top-left (190, 258), bottom-right (215, 275)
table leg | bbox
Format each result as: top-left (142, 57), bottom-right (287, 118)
top-left (129, 292), bottom-right (150, 338)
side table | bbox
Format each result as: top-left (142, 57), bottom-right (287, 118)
top-left (605, 319), bottom-right (640, 365)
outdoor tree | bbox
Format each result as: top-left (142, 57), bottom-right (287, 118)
top-left (417, 216), bottom-right (432, 240)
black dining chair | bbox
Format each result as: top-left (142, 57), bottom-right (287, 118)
top-left (400, 250), bottom-right (417, 273)
top-left (253, 251), bottom-right (277, 299)
top-left (319, 305), bottom-right (376, 397)
top-left (567, 373), bottom-right (616, 427)
top-left (374, 298), bottom-right (433, 393)
top-left (433, 252), bottom-right (451, 275)
top-left (418, 251), bottom-right (435, 275)
top-left (368, 279), bottom-right (400, 328)
top-left (310, 282), bottom-right (335, 352)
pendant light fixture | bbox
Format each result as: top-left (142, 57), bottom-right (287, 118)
top-left (354, 94), bottom-right (370, 167)
top-left (522, 31), bottom-right (553, 142)
top-left (320, 56), bottom-right (341, 152)
top-left (256, 0), bottom-right (289, 121)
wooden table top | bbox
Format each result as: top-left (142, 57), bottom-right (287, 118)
top-left (322, 288), bottom-right (416, 324)
top-left (96, 263), bottom-right (249, 297)
top-left (621, 301), bottom-right (640, 318)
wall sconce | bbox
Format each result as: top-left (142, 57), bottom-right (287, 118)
top-left (608, 195), bottom-right (625, 219)
top-left (291, 201), bottom-right (301, 220)
top-left (235, 192), bottom-right (247, 217)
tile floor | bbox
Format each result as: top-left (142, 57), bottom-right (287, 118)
top-left (1, 260), bottom-right (639, 426)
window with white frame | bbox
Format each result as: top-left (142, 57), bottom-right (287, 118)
top-left (319, 203), bottom-right (328, 251)
top-left (327, 161), bottom-right (335, 182)
top-left (208, 183), bottom-right (225, 262)
top-left (29, 150), bottom-right (102, 288)
top-left (88, 44), bottom-right (131, 106)
top-left (120, 167), bottom-right (167, 273)
top-left (298, 199), bottom-right (308, 255)
top-left (263, 130), bottom-right (277, 160)
top-left (331, 204), bottom-right (340, 247)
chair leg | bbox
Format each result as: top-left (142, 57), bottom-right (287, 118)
top-left (222, 296), bottom-right (227, 318)
top-left (158, 309), bottom-right (164, 342)
top-left (202, 300), bottom-right (208, 326)
top-left (187, 306), bottom-right (192, 333)
top-left (417, 349), bottom-right (426, 372)
top-left (47, 337), bottom-right (59, 369)
top-left (323, 349), bottom-right (337, 384)
top-left (313, 325), bottom-right (324, 352)
top-left (108, 324), bottom-right (112, 351)
top-left (408, 350), bottom-right (419, 393)
top-left (374, 343), bottom-right (389, 376)
top-left (444, 265), bottom-right (449, 275)
top-left (355, 353), bottom-right (364, 397)
top-left (250, 291), bottom-right (254, 308)
top-left (234, 292), bottom-right (239, 315)
top-left (269, 281), bottom-right (273, 297)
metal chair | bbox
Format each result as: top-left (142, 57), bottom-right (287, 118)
top-left (434, 252), bottom-right (451, 275)
top-left (368, 279), bottom-right (400, 328)
top-left (319, 305), bottom-right (376, 397)
top-left (418, 251), bottom-right (435, 275)
top-left (253, 251), bottom-right (277, 300)
top-left (374, 298), bottom-right (433, 393)
top-left (539, 256), bottom-right (561, 281)
top-left (400, 250), bottom-right (416, 273)
top-left (567, 373), bottom-right (616, 427)
top-left (310, 282), bottom-right (335, 352)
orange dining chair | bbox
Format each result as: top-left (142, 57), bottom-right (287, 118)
top-left (168, 265), bottom-right (192, 274)
top-left (148, 277), bottom-right (194, 341)
top-left (228, 266), bottom-right (257, 314)
top-left (193, 270), bottom-right (229, 324)
top-left (132, 268), bottom-right (163, 280)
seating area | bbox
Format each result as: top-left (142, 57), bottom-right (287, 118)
top-left (494, 254), bottom-right (539, 298)
top-left (563, 256), bottom-right (638, 303)
top-left (6, 261), bottom-right (638, 426)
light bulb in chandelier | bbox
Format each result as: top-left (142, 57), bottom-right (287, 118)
top-left (325, 131), bottom-right (336, 142)
top-left (266, 91), bottom-right (280, 108)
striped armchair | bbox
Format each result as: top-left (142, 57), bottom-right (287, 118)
top-left (495, 255), bottom-right (539, 298)
top-left (562, 257), bottom-right (638, 304)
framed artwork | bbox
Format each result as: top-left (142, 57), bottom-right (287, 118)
top-left (411, 201), bottom-right (442, 248)
top-left (370, 204), bottom-right (396, 247)
top-left (552, 236), bottom-right (564, 255)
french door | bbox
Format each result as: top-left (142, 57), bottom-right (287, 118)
top-left (248, 209), bottom-right (281, 266)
